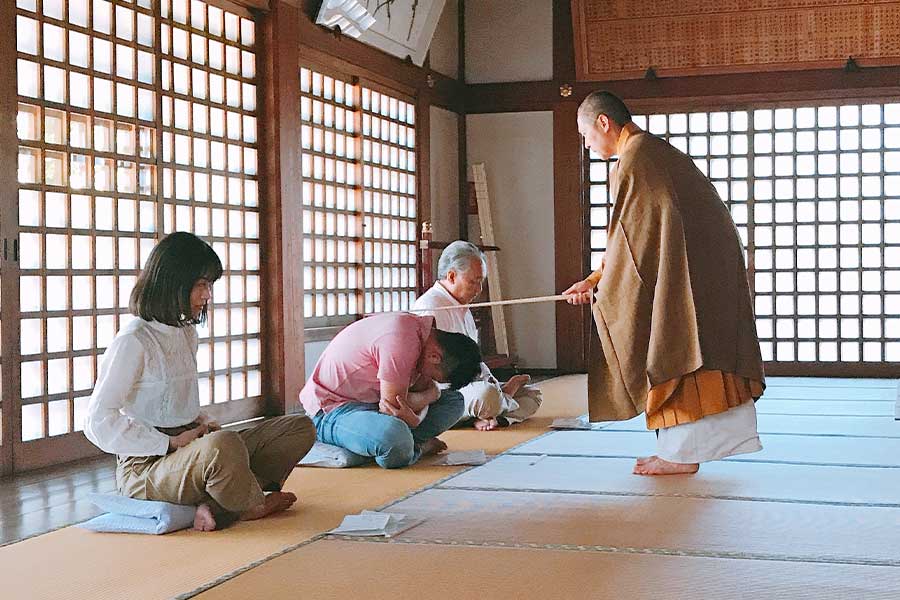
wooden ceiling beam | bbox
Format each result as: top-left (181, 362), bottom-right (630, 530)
top-left (466, 66), bottom-right (900, 115)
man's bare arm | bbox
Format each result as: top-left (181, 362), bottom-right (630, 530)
top-left (406, 378), bottom-right (440, 412)
top-left (378, 381), bottom-right (423, 427)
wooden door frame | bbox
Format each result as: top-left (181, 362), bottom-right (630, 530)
top-left (0, 0), bottom-right (17, 476)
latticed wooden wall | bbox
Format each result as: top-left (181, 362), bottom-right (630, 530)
top-left (573, 0), bottom-right (900, 80)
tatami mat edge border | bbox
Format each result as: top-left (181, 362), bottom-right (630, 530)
top-left (306, 536), bottom-right (900, 568)
top-left (507, 450), bottom-right (900, 469)
top-left (432, 484), bottom-right (900, 508)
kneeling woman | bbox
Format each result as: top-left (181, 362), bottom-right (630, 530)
top-left (85, 232), bottom-right (314, 531)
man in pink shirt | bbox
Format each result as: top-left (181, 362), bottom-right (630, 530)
top-left (300, 312), bottom-right (481, 468)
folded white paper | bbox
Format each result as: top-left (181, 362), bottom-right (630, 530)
top-left (550, 416), bottom-right (593, 430)
top-left (435, 450), bottom-right (488, 466)
top-left (330, 510), bottom-right (423, 538)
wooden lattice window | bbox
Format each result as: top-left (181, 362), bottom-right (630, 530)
top-left (158, 0), bottom-right (262, 413)
top-left (16, 0), bottom-right (159, 441)
top-left (300, 69), bottom-right (417, 329)
top-left (13, 0), bottom-right (262, 454)
top-left (360, 85), bottom-right (417, 314)
top-left (300, 67), bottom-right (361, 327)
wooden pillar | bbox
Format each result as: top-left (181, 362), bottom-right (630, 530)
top-left (0, 0), bottom-right (18, 475)
top-left (553, 0), bottom-right (588, 372)
top-left (457, 0), bottom-right (469, 240)
top-left (416, 89), bottom-right (432, 296)
top-left (259, 1), bottom-right (305, 414)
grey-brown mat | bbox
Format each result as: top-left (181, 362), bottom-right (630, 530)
top-left (759, 385), bottom-right (897, 400)
top-left (751, 399), bottom-right (895, 416)
top-left (602, 414), bottom-right (900, 437)
top-left (507, 430), bottom-right (900, 467)
top-left (192, 538), bottom-right (900, 600)
top-left (388, 488), bottom-right (900, 565)
top-left (440, 454), bottom-right (900, 506)
top-left (765, 376), bottom-right (897, 389)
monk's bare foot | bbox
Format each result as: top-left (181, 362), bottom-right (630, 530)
top-left (419, 437), bottom-right (447, 457)
top-left (474, 418), bottom-right (499, 431)
top-left (193, 503), bottom-right (217, 531)
top-left (635, 455), bottom-right (656, 465)
top-left (633, 457), bottom-right (699, 476)
top-left (502, 374), bottom-right (531, 397)
top-left (239, 491), bottom-right (297, 521)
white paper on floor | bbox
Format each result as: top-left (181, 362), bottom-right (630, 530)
top-left (330, 510), bottom-right (424, 538)
top-left (550, 416), bottom-right (593, 430)
top-left (435, 450), bottom-right (489, 466)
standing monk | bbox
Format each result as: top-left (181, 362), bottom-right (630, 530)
top-left (564, 91), bottom-right (765, 476)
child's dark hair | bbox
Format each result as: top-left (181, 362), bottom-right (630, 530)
top-left (433, 329), bottom-right (482, 390)
top-left (129, 232), bottom-right (223, 326)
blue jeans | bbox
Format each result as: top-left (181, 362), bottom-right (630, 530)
top-left (312, 390), bottom-right (464, 469)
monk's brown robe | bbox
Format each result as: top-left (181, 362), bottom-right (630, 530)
top-left (588, 130), bottom-right (765, 425)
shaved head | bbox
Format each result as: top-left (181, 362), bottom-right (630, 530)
top-left (578, 91), bottom-right (632, 127)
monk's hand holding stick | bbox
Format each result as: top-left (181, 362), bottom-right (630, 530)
top-left (564, 257), bottom-right (603, 305)
top-left (562, 279), bottom-right (595, 305)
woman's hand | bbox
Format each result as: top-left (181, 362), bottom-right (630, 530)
top-left (168, 423), bottom-right (209, 451)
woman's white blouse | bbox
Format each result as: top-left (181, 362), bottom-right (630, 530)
top-left (84, 318), bottom-right (202, 457)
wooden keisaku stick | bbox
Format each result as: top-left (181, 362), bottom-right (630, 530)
top-left (410, 294), bottom-right (570, 312)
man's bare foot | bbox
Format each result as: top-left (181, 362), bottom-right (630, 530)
top-left (635, 455), bottom-right (656, 465)
top-left (474, 418), bottom-right (499, 431)
top-left (633, 457), bottom-right (699, 476)
top-left (419, 437), bottom-right (447, 457)
top-left (502, 374), bottom-right (531, 397)
top-left (193, 503), bottom-right (217, 531)
top-left (239, 491), bottom-right (297, 521)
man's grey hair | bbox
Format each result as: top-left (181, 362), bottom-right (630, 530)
top-left (437, 240), bottom-right (487, 280)
top-left (577, 91), bottom-right (632, 127)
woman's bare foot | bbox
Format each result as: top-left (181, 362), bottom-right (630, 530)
top-left (239, 491), bottom-right (297, 521)
top-left (502, 374), bottom-right (531, 397)
top-left (474, 418), bottom-right (499, 431)
top-left (633, 457), bottom-right (699, 476)
top-left (193, 503), bottom-right (217, 531)
top-left (419, 437), bottom-right (448, 457)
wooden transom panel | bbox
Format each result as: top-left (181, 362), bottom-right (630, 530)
top-left (573, 0), bottom-right (900, 81)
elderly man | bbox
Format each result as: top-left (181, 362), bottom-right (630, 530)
top-left (413, 241), bottom-right (542, 431)
top-left (564, 91), bottom-right (765, 476)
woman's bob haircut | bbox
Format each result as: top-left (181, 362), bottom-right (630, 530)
top-left (129, 232), bottom-right (223, 326)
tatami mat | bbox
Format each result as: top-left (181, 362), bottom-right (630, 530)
top-left (193, 539), bottom-right (900, 600)
top-left (758, 385), bottom-right (897, 400)
top-left (508, 429), bottom-right (900, 466)
top-left (756, 399), bottom-right (895, 416)
top-left (0, 465), bottom-right (466, 600)
top-left (603, 413), bottom-right (900, 437)
top-left (0, 376), bottom-right (584, 600)
top-left (388, 488), bottom-right (900, 565)
top-left (441, 455), bottom-right (900, 506)
top-left (765, 377), bottom-right (896, 388)
top-left (6, 374), bottom-right (900, 600)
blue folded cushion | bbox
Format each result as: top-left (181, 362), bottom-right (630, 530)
top-left (298, 441), bottom-right (373, 468)
top-left (79, 493), bottom-right (196, 535)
